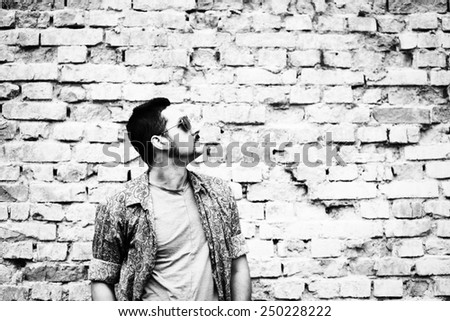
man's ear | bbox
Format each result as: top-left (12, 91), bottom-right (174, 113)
top-left (151, 135), bottom-right (170, 151)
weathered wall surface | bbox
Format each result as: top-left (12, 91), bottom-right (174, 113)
top-left (1, 0), bottom-right (450, 300)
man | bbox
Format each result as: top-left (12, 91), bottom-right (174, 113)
top-left (89, 97), bottom-right (251, 301)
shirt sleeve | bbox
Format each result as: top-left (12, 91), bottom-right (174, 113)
top-left (88, 200), bottom-right (124, 284)
top-left (227, 185), bottom-right (249, 259)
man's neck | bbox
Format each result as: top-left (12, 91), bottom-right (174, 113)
top-left (148, 162), bottom-right (188, 191)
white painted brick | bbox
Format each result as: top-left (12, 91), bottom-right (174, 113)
top-left (57, 46), bottom-right (87, 63)
top-left (22, 83), bottom-right (53, 100)
top-left (405, 144), bottom-right (450, 161)
top-left (285, 15), bottom-right (312, 30)
top-left (339, 277), bottom-right (371, 298)
top-left (323, 86), bottom-right (353, 103)
top-left (424, 201), bottom-right (450, 218)
top-left (426, 161), bottom-right (450, 179)
top-left (84, 83), bottom-right (122, 101)
top-left (385, 219), bottom-right (431, 238)
top-left (359, 200), bottom-right (390, 219)
top-left (289, 50), bottom-right (321, 67)
top-left (373, 280), bottom-right (403, 298)
top-left (367, 69), bottom-right (427, 86)
top-left (394, 239), bottom-right (424, 258)
top-left (41, 28), bottom-right (102, 46)
top-left (257, 49), bottom-right (286, 72)
top-left (290, 86), bottom-right (321, 104)
top-left (410, 13), bottom-right (438, 30)
top-left (36, 243), bottom-right (67, 261)
top-left (348, 17), bottom-right (377, 32)
top-left (300, 69), bottom-right (364, 85)
top-left (311, 238), bottom-right (341, 258)
top-left (357, 126), bottom-right (387, 143)
top-left (437, 221), bottom-right (450, 238)
top-left (9, 203), bottom-right (29, 221)
top-left (380, 180), bottom-right (439, 199)
top-left (328, 164), bottom-right (358, 181)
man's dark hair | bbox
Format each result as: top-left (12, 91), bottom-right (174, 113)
top-left (126, 97), bottom-right (171, 166)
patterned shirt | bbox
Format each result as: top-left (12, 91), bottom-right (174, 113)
top-left (88, 169), bottom-right (249, 301)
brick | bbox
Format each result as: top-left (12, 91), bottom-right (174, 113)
top-left (264, 201), bottom-right (295, 223)
top-left (327, 164), bottom-right (358, 181)
top-left (52, 122), bottom-right (84, 141)
top-left (231, 166), bottom-right (262, 183)
top-left (0, 45), bottom-right (14, 62)
top-left (426, 161), bottom-right (450, 179)
top-left (432, 106), bottom-right (450, 123)
top-left (65, 203), bottom-right (96, 224)
top-left (385, 219), bottom-right (431, 238)
top-left (326, 124), bottom-right (356, 143)
top-left (30, 204), bottom-right (64, 222)
top-left (123, 84), bottom-right (186, 102)
top-left (9, 203), bottom-right (29, 221)
top-left (394, 239), bottom-right (424, 258)
top-left (84, 83), bottom-right (122, 101)
top-left (249, 258), bottom-right (282, 278)
top-left (53, 10), bottom-right (85, 27)
top-left (23, 263), bottom-right (86, 282)
top-left (0, 10), bottom-right (15, 28)
top-left (58, 223), bottom-right (94, 242)
top-left (3, 241), bottom-right (33, 259)
top-left (0, 64), bottom-right (58, 81)
top-left (405, 144), bottom-right (450, 160)
top-left (398, 33), bottom-right (417, 50)
top-left (437, 221), bottom-right (450, 238)
top-left (31, 283), bottom-right (63, 301)
top-left (30, 183), bottom-right (86, 202)
top-left (257, 49), bottom-right (286, 72)
top-left (3, 102), bottom-right (66, 121)
top-left (20, 121), bottom-right (51, 140)
top-left (389, 125), bottom-right (420, 143)
top-left (425, 237), bottom-right (450, 255)
top-left (357, 126), bottom-right (387, 143)
top-left (311, 239), bottom-right (341, 258)
top-left (300, 69), bottom-right (364, 85)
top-left (274, 278), bottom-right (304, 300)
top-left (0, 83), bottom-right (19, 99)
top-left (359, 200), bottom-right (390, 219)
top-left (368, 69), bottom-right (427, 86)
top-left (168, 30), bottom-right (230, 48)
top-left (290, 87), bottom-right (321, 104)
top-left (23, 142), bottom-right (71, 163)
top-left (285, 15), bottom-right (312, 31)
top-left (392, 200), bottom-right (424, 219)
top-left (67, 282), bottom-right (91, 301)
top-left (389, 0), bottom-right (447, 13)
top-left (98, 0), bottom-right (131, 10)
top-left (416, 256), bottom-right (450, 275)
top-left (60, 64), bottom-right (127, 83)
top-left (0, 204), bottom-right (7, 220)
top-left (418, 33), bottom-right (439, 48)
top-left (415, 50), bottom-right (446, 68)
top-left (71, 242), bottom-right (92, 261)
top-left (251, 13), bottom-right (281, 31)
top-left (88, 183), bottom-right (124, 203)
top-left (289, 50), bottom-right (320, 67)
top-left (0, 286), bottom-right (28, 301)
top-left (361, 164), bottom-right (393, 182)
top-left (376, 16), bottom-right (405, 33)
top-left (123, 11), bottom-right (185, 29)
top-left (0, 164), bottom-right (20, 181)
top-left (41, 29), bottom-right (102, 46)
top-left (106, 29), bottom-right (166, 47)
top-left (323, 86), bottom-right (353, 103)
top-left (309, 279), bottom-right (340, 298)
top-left (381, 181), bottom-right (439, 199)
top-left (339, 277), bottom-right (371, 298)
top-left (374, 257), bottom-right (413, 276)
top-left (410, 13), bottom-right (438, 30)
top-left (348, 17), bottom-right (377, 32)
top-left (0, 29), bottom-right (39, 46)
top-left (220, 47), bottom-right (254, 66)
top-left (430, 71), bottom-right (450, 86)
top-left (373, 280), bottom-right (403, 298)
top-left (190, 85), bottom-right (221, 103)
top-left (236, 68), bottom-right (296, 85)
top-left (424, 201), bottom-right (450, 218)
top-left (85, 122), bottom-right (119, 143)
top-left (435, 278), bottom-right (450, 296)
top-left (87, 10), bottom-right (121, 27)
top-left (311, 182), bottom-right (377, 200)
top-left (0, 222), bottom-right (56, 240)
top-left (22, 83), bottom-right (53, 100)
top-left (57, 46), bottom-right (87, 63)
top-left (317, 16), bottom-right (346, 32)
top-left (59, 87), bottom-right (86, 102)
top-left (36, 243), bottom-right (67, 261)
top-left (55, 163), bottom-right (87, 183)
top-left (323, 51), bottom-right (352, 68)
top-left (236, 201), bottom-right (264, 220)
top-left (22, 164), bottom-right (54, 182)
top-left (203, 104), bottom-right (265, 124)
top-left (133, 0), bottom-right (195, 10)
top-left (131, 67), bottom-right (172, 83)
top-left (235, 32), bottom-right (296, 48)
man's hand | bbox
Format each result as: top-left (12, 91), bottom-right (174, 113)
top-left (231, 255), bottom-right (251, 301)
top-left (91, 281), bottom-right (117, 301)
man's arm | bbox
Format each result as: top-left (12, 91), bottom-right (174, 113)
top-left (91, 281), bottom-right (116, 301)
top-left (231, 255), bottom-right (251, 301)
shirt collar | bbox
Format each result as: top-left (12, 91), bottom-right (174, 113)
top-left (124, 169), bottom-right (206, 210)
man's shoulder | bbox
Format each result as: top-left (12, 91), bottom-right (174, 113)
top-left (103, 171), bottom-right (148, 210)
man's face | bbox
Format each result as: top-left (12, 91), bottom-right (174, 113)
top-left (159, 107), bottom-right (203, 162)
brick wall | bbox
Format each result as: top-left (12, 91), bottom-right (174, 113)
top-left (1, 0), bottom-right (450, 300)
